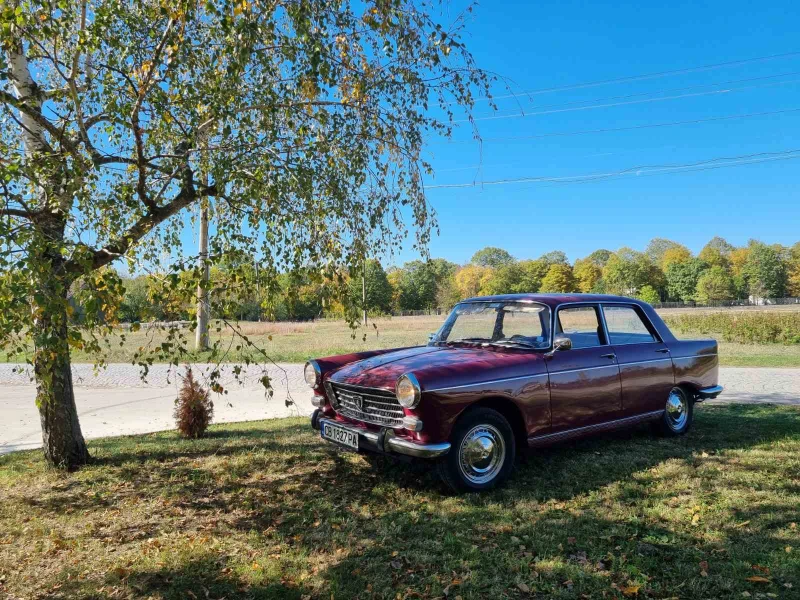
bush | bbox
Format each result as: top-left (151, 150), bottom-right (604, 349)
top-left (663, 311), bottom-right (800, 345)
top-left (174, 368), bottom-right (214, 438)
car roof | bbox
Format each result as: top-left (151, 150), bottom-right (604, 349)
top-left (461, 293), bottom-right (649, 309)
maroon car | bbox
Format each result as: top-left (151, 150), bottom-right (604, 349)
top-left (306, 294), bottom-right (722, 492)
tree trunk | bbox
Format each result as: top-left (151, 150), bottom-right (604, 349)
top-left (32, 279), bottom-right (90, 470)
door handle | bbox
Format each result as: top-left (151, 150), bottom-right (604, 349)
top-left (655, 348), bottom-right (670, 353)
top-left (600, 353), bottom-right (616, 360)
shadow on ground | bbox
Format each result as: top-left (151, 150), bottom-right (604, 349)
top-left (1, 404), bottom-right (798, 599)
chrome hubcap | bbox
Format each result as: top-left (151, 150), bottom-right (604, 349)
top-left (666, 389), bottom-right (688, 431)
top-left (458, 424), bottom-right (505, 484)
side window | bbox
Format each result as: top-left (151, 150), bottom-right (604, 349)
top-left (556, 306), bottom-right (604, 349)
top-left (603, 305), bottom-right (656, 345)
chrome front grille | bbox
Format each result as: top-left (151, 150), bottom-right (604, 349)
top-left (327, 383), bottom-right (404, 428)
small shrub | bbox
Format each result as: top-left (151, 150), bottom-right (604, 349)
top-left (174, 368), bottom-right (214, 438)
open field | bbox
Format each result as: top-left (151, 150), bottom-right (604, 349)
top-left (1, 405), bottom-right (798, 599)
top-left (3, 306), bottom-right (800, 367)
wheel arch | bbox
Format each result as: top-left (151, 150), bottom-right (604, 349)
top-left (460, 396), bottom-right (527, 450)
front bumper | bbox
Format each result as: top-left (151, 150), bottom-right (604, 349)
top-left (312, 412), bottom-right (450, 459)
top-left (696, 385), bottom-right (723, 400)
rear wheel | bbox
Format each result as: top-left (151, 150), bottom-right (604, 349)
top-left (656, 386), bottom-right (694, 436)
top-left (437, 407), bottom-right (516, 493)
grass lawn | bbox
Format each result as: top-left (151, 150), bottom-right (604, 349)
top-left (1, 405), bottom-right (798, 599)
top-left (3, 312), bottom-right (800, 368)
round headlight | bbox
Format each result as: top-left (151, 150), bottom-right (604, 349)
top-left (304, 361), bottom-right (320, 388)
top-left (395, 373), bottom-right (421, 409)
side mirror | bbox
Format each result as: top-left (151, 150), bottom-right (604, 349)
top-left (553, 335), bottom-right (572, 352)
top-left (545, 334), bottom-right (572, 357)
top-left (427, 332), bottom-right (437, 345)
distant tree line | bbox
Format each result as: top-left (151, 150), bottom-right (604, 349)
top-left (112, 237), bottom-right (800, 322)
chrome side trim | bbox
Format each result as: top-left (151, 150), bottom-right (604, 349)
top-left (317, 417), bottom-right (450, 458)
top-left (527, 410), bottom-right (664, 447)
top-left (671, 354), bottom-right (718, 362)
top-left (548, 363), bottom-right (621, 376)
top-left (428, 372), bottom-right (549, 393)
top-left (617, 357), bottom-right (673, 367)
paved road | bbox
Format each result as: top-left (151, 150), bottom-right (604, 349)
top-left (2, 365), bottom-right (798, 454)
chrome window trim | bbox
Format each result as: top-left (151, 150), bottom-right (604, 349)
top-left (551, 302), bottom-right (608, 350)
top-left (600, 302), bottom-right (663, 344)
top-left (437, 300), bottom-right (551, 349)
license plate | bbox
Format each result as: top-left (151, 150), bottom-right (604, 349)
top-left (322, 422), bottom-right (359, 450)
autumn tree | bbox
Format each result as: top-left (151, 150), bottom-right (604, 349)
top-left (698, 236), bottom-right (735, 269)
top-left (742, 240), bottom-right (787, 299)
top-left (454, 264), bottom-right (490, 299)
top-left (1, 0), bottom-right (488, 468)
top-left (573, 258), bottom-right (602, 293)
top-left (695, 266), bottom-right (736, 303)
top-left (645, 238), bottom-right (690, 269)
top-left (602, 248), bottom-right (663, 296)
top-left (470, 246), bottom-right (515, 268)
top-left (539, 264), bottom-right (576, 293)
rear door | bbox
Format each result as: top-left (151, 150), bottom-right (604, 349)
top-left (548, 304), bottom-right (622, 430)
top-left (601, 303), bottom-right (675, 416)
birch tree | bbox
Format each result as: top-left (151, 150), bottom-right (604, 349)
top-left (0, 0), bottom-right (488, 468)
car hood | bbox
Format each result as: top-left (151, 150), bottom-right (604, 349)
top-left (328, 344), bottom-right (545, 391)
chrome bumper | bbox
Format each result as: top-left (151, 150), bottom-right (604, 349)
top-left (696, 385), bottom-right (723, 400)
top-left (314, 416), bottom-right (450, 459)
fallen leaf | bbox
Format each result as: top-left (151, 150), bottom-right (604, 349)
top-left (745, 576), bottom-right (771, 583)
top-left (112, 567), bottom-right (130, 579)
top-left (620, 584), bottom-right (640, 596)
top-left (390, 559), bottom-right (402, 569)
top-left (567, 537), bottom-right (576, 544)
top-left (735, 520), bottom-right (751, 528)
top-left (752, 564), bottom-right (770, 575)
top-left (691, 513), bottom-right (701, 525)
top-left (700, 560), bottom-right (709, 576)
top-left (517, 582), bottom-right (530, 593)
top-left (786, 546), bottom-right (793, 553)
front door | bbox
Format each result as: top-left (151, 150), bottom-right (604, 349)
top-left (547, 304), bottom-right (622, 431)
top-left (601, 304), bottom-right (675, 417)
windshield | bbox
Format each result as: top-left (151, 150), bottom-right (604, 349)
top-left (433, 301), bottom-right (551, 349)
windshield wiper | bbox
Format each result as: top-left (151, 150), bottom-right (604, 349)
top-left (484, 340), bottom-right (540, 349)
top-left (446, 337), bottom-right (488, 346)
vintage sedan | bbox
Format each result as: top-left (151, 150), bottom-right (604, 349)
top-left (306, 294), bottom-right (722, 492)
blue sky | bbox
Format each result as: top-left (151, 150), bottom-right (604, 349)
top-left (393, 0), bottom-right (800, 266)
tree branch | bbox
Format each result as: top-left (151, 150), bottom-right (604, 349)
top-left (66, 182), bottom-right (217, 273)
top-left (0, 207), bottom-right (34, 219)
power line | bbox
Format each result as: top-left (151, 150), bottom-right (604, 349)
top-left (486, 70), bottom-right (800, 114)
top-left (456, 76), bottom-right (800, 123)
top-left (468, 50), bottom-right (800, 103)
top-left (423, 149), bottom-right (800, 190)
top-left (438, 106), bottom-right (800, 145)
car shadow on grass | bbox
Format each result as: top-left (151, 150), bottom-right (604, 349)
top-left (2, 405), bottom-right (798, 599)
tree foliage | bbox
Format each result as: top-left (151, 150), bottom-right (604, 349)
top-left (1, 0), bottom-right (488, 467)
top-left (470, 246), bottom-right (515, 268)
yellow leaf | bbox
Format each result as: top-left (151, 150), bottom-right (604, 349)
top-left (746, 576), bottom-right (771, 583)
top-left (786, 546), bottom-right (793, 553)
top-left (621, 585), bottom-right (640, 596)
top-left (691, 513), bottom-right (701, 525)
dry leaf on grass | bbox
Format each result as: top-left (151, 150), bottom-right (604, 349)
top-left (620, 584), bottom-right (640, 596)
top-left (745, 576), bottom-right (771, 583)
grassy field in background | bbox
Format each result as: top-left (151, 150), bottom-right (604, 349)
top-left (1, 405), bottom-right (798, 599)
top-left (3, 308), bottom-right (800, 367)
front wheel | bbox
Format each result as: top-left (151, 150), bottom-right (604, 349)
top-left (437, 407), bottom-right (516, 493)
top-left (656, 386), bottom-right (694, 436)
